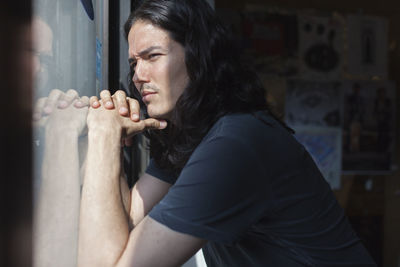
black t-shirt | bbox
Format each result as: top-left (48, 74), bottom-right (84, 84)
top-left (147, 111), bottom-right (376, 266)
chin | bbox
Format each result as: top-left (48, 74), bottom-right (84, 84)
top-left (147, 109), bottom-right (169, 120)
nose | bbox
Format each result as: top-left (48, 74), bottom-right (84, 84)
top-left (132, 60), bottom-right (149, 87)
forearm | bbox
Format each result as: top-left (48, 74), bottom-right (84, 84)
top-left (78, 128), bottom-right (130, 267)
top-left (33, 127), bottom-right (81, 267)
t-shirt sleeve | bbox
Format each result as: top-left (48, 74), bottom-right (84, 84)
top-left (148, 135), bottom-right (272, 244)
top-left (145, 159), bottom-right (178, 185)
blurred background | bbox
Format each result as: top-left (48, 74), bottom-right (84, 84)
top-left (1, 0), bottom-right (399, 266)
top-left (214, 1), bottom-right (400, 266)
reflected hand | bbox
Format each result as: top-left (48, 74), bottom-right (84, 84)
top-left (33, 89), bottom-right (89, 136)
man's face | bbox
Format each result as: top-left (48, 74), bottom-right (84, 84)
top-left (32, 17), bottom-right (53, 98)
top-left (128, 20), bottom-right (189, 120)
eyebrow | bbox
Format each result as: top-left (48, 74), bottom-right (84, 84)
top-left (128, 45), bottom-right (165, 64)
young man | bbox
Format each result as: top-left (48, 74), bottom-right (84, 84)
top-left (78, 0), bottom-right (376, 266)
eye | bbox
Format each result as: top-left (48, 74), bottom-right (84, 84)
top-left (148, 53), bottom-right (161, 60)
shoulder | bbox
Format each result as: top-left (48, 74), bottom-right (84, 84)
top-left (205, 111), bottom-right (279, 140)
top-left (191, 111), bottom-right (307, 176)
top-left (188, 111), bottom-right (296, 171)
top-left (202, 111), bottom-right (292, 151)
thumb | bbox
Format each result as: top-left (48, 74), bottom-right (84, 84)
top-left (142, 118), bottom-right (168, 130)
top-left (124, 118), bottom-right (167, 137)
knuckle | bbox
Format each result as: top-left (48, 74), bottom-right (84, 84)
top-left (48, 89), bottom-right (62, 100)
top-left (36, 97), bottom-right (47, 105)
top-left (129, 97), bottom-right (139, 106)
top-left (100, 90), bottom-right (111, 98)
top-left (50, 88), bottom-right (62, 95)
top-left (138, 120), bottom-right (146, 129)
top-left (66, 89), bottom-right (78, 96)
top-left (115, 90), bottom-right (126, 97)
top-left (65, 90), bottom-right (79, 100)
top-left (146, 119), bottom-right (158, 129)
top-left (80, 96), bottom-right (90, 105)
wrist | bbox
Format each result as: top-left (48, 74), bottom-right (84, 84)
top-left (45, 125), bottom-right (79, 140)
top-left (88, 125), bottom-right (122, 142)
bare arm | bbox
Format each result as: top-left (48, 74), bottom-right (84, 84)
top-left (33, 90), bottom-right (88, 267)
top-left (90, 90), bottom-right (172, 228)
top-left (129, 172), bottom-right (171, 227)
top-left (78, 126), bottom-right (128, 267)
top-left (78, 91), bottom-right (205, 267)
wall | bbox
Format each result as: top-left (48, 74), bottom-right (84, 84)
top-left (215, 0), bottom-right (400, 266)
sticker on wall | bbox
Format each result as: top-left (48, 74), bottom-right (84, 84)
top-left (342, 80), bottom-right (396, 173)
top-left (285, 80), bottom-right (342, 127)
top-left (297, 14), bottom-right (345, 80)
top-left (346, 15), bottom-right (388, 79)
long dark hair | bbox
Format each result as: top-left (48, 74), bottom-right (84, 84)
top-left (124, 0), bottom-right (290, 174)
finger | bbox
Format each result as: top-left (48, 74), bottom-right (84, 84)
top-left (113, 90), bottom-right (129, 116)
top-left (75, 96), bottom-right (90, 108)
top-left (100, 90), bottom-right (114, 109)
top-left (143, 118), bottom-right (168, 130)
top-left (33, 97), bottom-right (47, 121)
top-left (124, 119), bottom-right (167, 137)
top-left (90, 96), bottom-right (100, 108)
top-left (58, 89), bottom-right (79, 109)
top-left (43, 89), bottom-right (63, 114)
top-left (127, 97), bottom-right (140, 122)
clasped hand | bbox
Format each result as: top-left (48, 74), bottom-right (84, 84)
top-left (33, 89), bottom-right (166, 144)
top-left (88, 90), bottom-right (167, 144)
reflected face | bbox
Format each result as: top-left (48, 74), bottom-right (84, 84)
top-left (128, 20), bottom-right (189, 120)
top-left (32, 17), bottom-right (53, 98)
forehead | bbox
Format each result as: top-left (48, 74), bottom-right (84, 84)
top-left (128, 20), bottom-right (171, 56)
top-left (33, 17), bottom-right (53, 53)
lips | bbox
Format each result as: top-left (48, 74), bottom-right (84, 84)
top-left (141, 91), bottom-right (156, 97)
top-left (141, 90), bottom-right (157, 102)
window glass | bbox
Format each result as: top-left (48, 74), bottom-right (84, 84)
top-left (33, 0), bottom-right (96, 98)
top-left (32, 1), bottom-right (97, 266)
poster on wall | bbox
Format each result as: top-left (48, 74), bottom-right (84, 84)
top-left (285, 80), bottom-right (342, 127)
top-left (346, 15), bottom-right (388, 79)
top-left (342, 80), bottom-right (396, 173)
top-left (297, 14), bottom-right (345, 80)
top-left (294, 127), bottom-right (342, 190)
top-left (240, 9), bottom-right (299, 76)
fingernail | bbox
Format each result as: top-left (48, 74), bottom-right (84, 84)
top-left (58, 100), bottom-right (68, 108)
top-left (119, 107), bottom-right (128, 114)
top-left (105, 101), bottom-right (113, 108)
top-left (93, 101), bottom-right (99, 107)
top-left (75, 101), bottom-right (83, 107)
top-left (43, 106), bottom-right (52, 114)
top-left (132, 114), bottom-right (139, 120)
top-left (160, 121), bottom-right (167, 129)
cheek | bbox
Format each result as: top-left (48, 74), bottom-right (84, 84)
top-left (167, 65), bottom-right (188, 97)
top-left (33, 56), bottom-right (40, 76)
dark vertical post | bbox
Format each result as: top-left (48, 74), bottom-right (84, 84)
top-left (108, 0), bottom-right (120, 94)
top-left (0, 1), bottom-right (33, 266)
